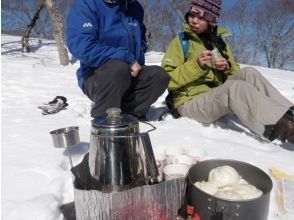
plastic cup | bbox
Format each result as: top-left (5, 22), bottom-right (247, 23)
top-left (171, 155), bottom-right (197, 166)
top-left (184, 147), bottom-right (207, 162)
top-left (165, 147), bottom-right (184, 165)
top-left (163, 164), bottom-right (190, 181)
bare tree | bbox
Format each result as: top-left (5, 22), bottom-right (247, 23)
top-left (22, 3), bottom-right (45, 52)
top-left (2, 0), bottom-right (47, 37)
top-left (254, 0), bottom-right (294, 69)
top-left (138, 0), bottom-right (181, 51)
top-left (220, 0), bottom-right (258, 64)
top-left (141, 0), bottom-right (154, 49)
top-left (168, 0), bottom-right (189, 25)
top-left (3, 0), bottom-right (70, 65)
top-left (44, 0), bottom-right (69, 66)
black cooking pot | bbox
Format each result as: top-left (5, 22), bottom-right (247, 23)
top-left (187, 159), bottom-right (272, 220)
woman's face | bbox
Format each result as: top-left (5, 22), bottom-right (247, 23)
top-left (188, 12), bottom-right (209, 34)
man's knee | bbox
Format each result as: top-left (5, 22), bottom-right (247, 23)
top-left (94, 60), bottom-right (130, 86)
top-left (148, 66), bottom-right (170, 85)
top-left (95, 60), bottom-right (129, 78)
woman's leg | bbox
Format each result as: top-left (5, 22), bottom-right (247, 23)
top-left (177, 79), bottom-right (289, 138)
top-left (228, 67), bottom-right (293, 108)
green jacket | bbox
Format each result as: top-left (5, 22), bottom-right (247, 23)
top-left (161, 24), bottom-right (240, 108)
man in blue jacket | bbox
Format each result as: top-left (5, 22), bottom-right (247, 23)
top-left (67, 0), bottom-right (170, 118)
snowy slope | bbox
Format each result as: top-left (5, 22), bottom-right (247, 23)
top-left (1, 35), bottom-right (294, 220)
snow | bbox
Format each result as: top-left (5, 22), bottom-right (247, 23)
top-left (1, 35), bottom-right (294, 220)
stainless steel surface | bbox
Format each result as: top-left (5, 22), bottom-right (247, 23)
top-left (50, 126), bottom-right (80, 148)
top-left (50, 126), bottom-right (80, 169)
top-left (66, 148), bottom-right (74, 168)
top-left (88, 108), bottom-right (158, 192)
top-left (140, 132), bottom-right (159, 184)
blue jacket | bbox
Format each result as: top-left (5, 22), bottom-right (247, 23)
top-left (66, 0), bottom-right (147, 89)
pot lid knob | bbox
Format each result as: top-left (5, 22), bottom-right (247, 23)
top-left (106, 107), bottom-right (122, 124)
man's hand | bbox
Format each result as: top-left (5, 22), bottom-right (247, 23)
top-left (213, 58), bottom-right (230, 71)
top-left (130, 60), bottom-right (141, 77)
top-left (197, 50), bottom-right (212, 69)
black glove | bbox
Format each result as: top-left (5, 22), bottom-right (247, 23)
top-left (38, 96), bottom-right (68, 115)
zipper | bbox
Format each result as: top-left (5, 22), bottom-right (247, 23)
top-left (119, 11), bottom-right (134, 55)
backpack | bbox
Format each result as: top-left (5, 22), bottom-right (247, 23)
top-left (179, 32), bottom-right (190, 59)
top-left (179, 31), bottom-right (226, 57)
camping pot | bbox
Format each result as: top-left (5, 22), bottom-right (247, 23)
top-left (187, 159), bottom-right (272, 220)
top-left (88, 108), bottom-right (159, 192)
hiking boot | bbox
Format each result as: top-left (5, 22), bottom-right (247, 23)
top-left (266, 107), bottom-right (294, 144)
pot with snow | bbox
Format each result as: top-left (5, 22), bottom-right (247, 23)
top-left (187, 159), bottom-right (272, 220)
top-left (88, 108), bottom-right (159, 193)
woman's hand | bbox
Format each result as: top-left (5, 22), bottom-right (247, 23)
top-left (197, 50), bottom-right (212, 69)
top-left (130, 60), bottom-right (141, 77)
top-left (213, 58), bottom-right (230, 71)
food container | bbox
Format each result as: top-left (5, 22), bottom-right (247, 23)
top-left (184, 147), bottom-right (207, 162)
top-left (171, 155), bottom-right (196, 166)
top-left (50, 126), bottom-right (80, 148)
top-left (187, 159), bottom-right (272, 220)
top-left (163, 164), bottom-right (190, 181)
top-left (165, 147), bottom-right (184, 165)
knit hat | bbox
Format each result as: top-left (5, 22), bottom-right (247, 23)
top-left (190, 0), bottom-right (222, 26)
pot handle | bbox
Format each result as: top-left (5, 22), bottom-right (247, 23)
top-left (140, 132), bottom-right (159, 184)
top-left (140, 121), bottom-right (156, 133)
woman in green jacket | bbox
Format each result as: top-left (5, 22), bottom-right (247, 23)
top-left (162, 0), bottom-right (294, 144)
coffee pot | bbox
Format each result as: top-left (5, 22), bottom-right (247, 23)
top-left (88, 108), bottom-right (159, 192)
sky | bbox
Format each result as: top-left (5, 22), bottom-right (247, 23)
top-left (222, 0), bottom-right (259, 9)
top-left (223, 0), bottom-right (238, 9)
top-left (1, 34), bottom-right (294, 219)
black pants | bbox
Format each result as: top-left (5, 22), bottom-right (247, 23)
top-left (82, 60), bottom-right (170, 118)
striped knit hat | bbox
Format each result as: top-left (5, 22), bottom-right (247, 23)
top-left (190, 0), bottom-right (222, 26)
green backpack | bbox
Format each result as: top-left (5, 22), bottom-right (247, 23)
top-left (179, 32), bottom-right (227, 58)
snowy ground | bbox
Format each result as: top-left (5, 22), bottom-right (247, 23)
top-left (1, 35), bottom-right (294, 220)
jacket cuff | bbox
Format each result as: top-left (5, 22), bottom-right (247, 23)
top-left (224, 61), bottom-right (233, 75)
top-left (126, 54), bottom-right (135, 64)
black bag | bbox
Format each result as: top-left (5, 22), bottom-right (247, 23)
top-left (165, 91), bottom-right (181, 119)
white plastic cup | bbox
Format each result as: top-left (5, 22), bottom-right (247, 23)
top-left (171, 155), bottom-right (197, 166)
top-left (165, 147), bottom-right (184, 165)
top-left (163, 164), bottom-right (190, 181)
top-left (184, 147), bottom-right (207, 162)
